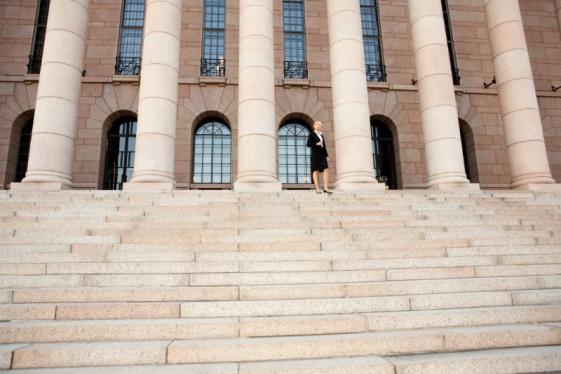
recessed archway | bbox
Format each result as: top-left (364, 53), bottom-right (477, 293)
top-left (191, 114), bottom-right (232, 185)
top-left (101, 112), bottom-right (137, 190)
top-left (459, 118), bottom-right (479, 183)
top-left (5, 110), bottom-right (34, 188)
top-left (370, 115), bottom-right (401, 189)
top-left (278, 113), bottom-right (314, 186)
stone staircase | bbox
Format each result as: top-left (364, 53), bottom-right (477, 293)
top-left (0, 189), bottom-right (560, 373)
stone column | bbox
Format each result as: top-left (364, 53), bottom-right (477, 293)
top-left (408, 0), bottom-right (474, 189)
top-left (326, 0), bottom-right (381, 191)
top-left (125, 0), bottom-right (182, 191)
top-left (233, 0), bottom-right (281, 192)
top-left (484, 0), bottom-right (556, 190)
top-left (16, 0), bottom-right (89, 190)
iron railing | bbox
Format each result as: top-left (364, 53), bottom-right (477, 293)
top-left (115, 56), bottom-right (141, 75)
top-left (366, 63), bottom-right (387, 82)
top-left (284, 61), bottom-right (308, 79)
top-left (201, 58), bottom-right (226, 77)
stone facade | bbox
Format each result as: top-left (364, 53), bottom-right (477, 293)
top-left (0, 0), bottom-right (561, 190)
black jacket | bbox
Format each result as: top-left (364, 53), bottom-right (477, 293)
top-left (307, 132), bottom-right (328, 157)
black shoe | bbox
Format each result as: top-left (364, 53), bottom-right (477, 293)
top-left (323, 189), bottom-right (333, 195)
top-left (315, 190), bottom-right (323, 194)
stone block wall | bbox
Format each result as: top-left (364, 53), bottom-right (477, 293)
top-left (1, 0), bottom-right (560, 189)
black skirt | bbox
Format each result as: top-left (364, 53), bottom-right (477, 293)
top-left (311, 149), bottom-right (328, 172)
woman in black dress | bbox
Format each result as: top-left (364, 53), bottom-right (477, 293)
top-left (307, 121), bottom-right (332, 194)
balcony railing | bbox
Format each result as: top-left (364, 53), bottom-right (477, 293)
top-left (115, 56), bottom-right (141, 75)
top-left (284, 61), bottom-right (308, 80)
top-left (201, 58), bottom-right (225, 77)
top-left (366, 63), bottom-right (387, 82)
top-left (27, 54), bottom-right (42, 74)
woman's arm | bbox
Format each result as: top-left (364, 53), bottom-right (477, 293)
top-left (306, 132), bottom-right (315, 147)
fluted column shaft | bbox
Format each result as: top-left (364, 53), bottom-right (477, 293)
top-left (408, 0), bottom-right (470, 188)
top-left (484, 0), bottom-right (555, 188)
top-left (326, 0), bottom-right (380, 191)
top-left (233, 0), bottom-right (281, 192)
top-left (21, 0), bottom-right (89, 188)
top-left (128, 0), bottom-right (182, 188)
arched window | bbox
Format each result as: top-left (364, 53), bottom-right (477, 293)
top-left (371, 120), bottom-right (397, 189)
top-left (459, 120), bottom-right (479, 183)
top-left (278, 121), bottom-right (311, 184)
top-left (14, 119), bottom-right (33, 183)
top-left (103, 117), bottom-right (136, 190)
top-left (192, 119), bottom-right (231, 184)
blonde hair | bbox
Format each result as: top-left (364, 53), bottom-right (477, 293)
top-left (313, 121), bottom-right (322, 130)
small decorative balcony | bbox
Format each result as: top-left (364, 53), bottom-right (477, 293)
top-left (115, 56), bottom-right (141, 76)
top-left (284, 61), bottom-right (308, 80)
top-left (366, 63), bottom-right (387, 82)
top-left (200, 58), bottom-right (226, 77)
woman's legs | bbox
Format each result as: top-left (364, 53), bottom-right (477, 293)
top-left (312, 171), bottom-right (321, 192)
top-left (323, 169), bottom-right (330, 192)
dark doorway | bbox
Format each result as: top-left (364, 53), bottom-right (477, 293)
top-left (459, 119), bottom-right (479, 183)
top-left (14, 119), bottom-right (33, 183)
top-left (371, 120), bottom-right (397, 189)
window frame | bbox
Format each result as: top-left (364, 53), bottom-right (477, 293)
top-left (27, 0), bottom-right (50, 74)
top-left (360, 0), bottom-right (386, 82)
top-left (278, 120), bottom-right (312, 185)
top-left (192, 118), bottom-right (232, 185)
top-left (201, 0), bottom-right (226, 77)
top-left (103, 117), bottom-right (137, 190)
top-left (282, 0), bottom-right (308, 79)
top-left (441, 0), bottom-right (461, 86)
top-left (115, 0), bottom-right (145, 75)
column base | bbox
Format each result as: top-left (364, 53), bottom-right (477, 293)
top-left (428, 183), bottom-right (481, 191)
top-left (335, 181), bottom-right (386, 193)
top-left (9, 182), bottom-right (71, 192)
top-left (122, 182), bottom-right (175, 192)
top-left (233, 181), bottom-right (282, 193)
top-left (514, 183), bottom-right (561, 193)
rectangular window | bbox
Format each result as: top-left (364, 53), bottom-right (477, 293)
top-left (115, 0), bottom-right (144, 75)
top-left (201, 0), bottom-right (226, 77)
top-left (441, 0), bottom-right (461, 85)
top-left (283, 0), bottom-right (307, 79)
top-left (27, 0), bottom-right (50, 74)
top-left (360, 0), bottom-right (386, 82)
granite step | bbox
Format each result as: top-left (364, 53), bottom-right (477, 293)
top-left (5, 324), bottom-right (560, 368)
top-left (0, 363), bottom-right (239, 373)
top-left (8, 275), bottom-right (559, 303)
top-left (389, 345), bottom-right (561, 374)
top-left (166, 324), bottom-right (561, 364)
